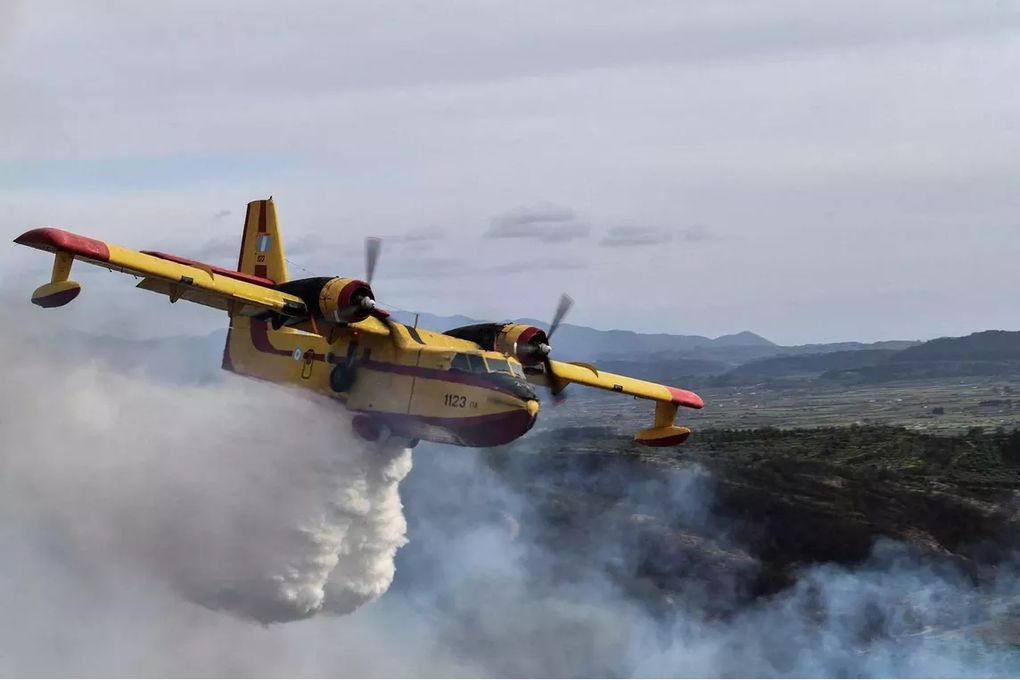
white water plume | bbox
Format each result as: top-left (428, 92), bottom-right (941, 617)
top-left (273, 441), bottom-right (413, 618)
top-left (0, 329), bottom-right (411, 623)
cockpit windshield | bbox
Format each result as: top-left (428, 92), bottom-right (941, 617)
top-left (449, 352), bottom-right (536, 399)
top-left (451, 352), bottom-right (524, 378)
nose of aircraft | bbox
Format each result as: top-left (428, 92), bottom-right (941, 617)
top-left (526, 399), bottom-right (540, 418)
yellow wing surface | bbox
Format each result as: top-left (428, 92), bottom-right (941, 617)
top-left (530, 359), bottom-right (704, 446)
top-left (13, 226), bottom-right (308, 318)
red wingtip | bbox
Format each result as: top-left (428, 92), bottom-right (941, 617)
top-left (14, 227), bottom-right (110, 263)
top-left (667, 386), bottom-right (704, 409)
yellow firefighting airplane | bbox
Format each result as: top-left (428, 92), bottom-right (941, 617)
top-left (14, 198), bottom-right (703, 448)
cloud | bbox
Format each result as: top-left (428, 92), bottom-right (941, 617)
top-left (486, 203), bottom-right (590, 243)
top-left (284, 232), bottom-right (326, 258)
top-left (489, 257), bottom-right (588, 274)
top-left (384, 255), bottom-right (588, 280)
top-left (184, 235), bottom-right (238, 263)
top-left (385, 255), bottom-right (467, 279)
top-left (679, 224), bottom-right (715, 242)
top-left (5, 1), bottom-right (1020, 341)
top-left (599, 224), bottom-right (715, 247)
top-left (401, 225), bottom-right (447, 242)
top-left (212, 209), bottom-right (232, 220)
top-left (600, 226), bottom-right (674, 247)
top-left (159, 232), bottom-right (324, 269)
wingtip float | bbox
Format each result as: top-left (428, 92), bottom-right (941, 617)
top-left (13, 198), bottom-right (704, 449)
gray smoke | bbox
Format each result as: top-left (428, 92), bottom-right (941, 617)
top-left (1, 316), bottom-right (1019, 675)
top-left (0, 327), bottom-right (411, 625)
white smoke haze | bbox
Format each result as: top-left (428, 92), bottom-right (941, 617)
top-left (0, 326), bottom-right (411, 625)
top-left (1, 314), bottom-right (1019, 676)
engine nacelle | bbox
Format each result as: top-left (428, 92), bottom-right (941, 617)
top-left (276, 276), bottom-right (377, 324)
top-left (317, 277), bottom-right (375, 323)
top-left (494, 324), bottom-right (547, 365)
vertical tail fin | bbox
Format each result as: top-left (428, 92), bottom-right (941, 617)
top-left (224, 197), bottom-right (289, 373)
top-left (237, 198), bottom-right (289, 285)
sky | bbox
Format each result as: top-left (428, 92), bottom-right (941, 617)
top-left (2, 0), bottom-right (1020, 344)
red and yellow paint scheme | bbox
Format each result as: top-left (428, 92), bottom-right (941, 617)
top-left (13, 198), bottom-right (703, 448)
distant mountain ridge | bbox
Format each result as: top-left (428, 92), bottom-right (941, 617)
top-left (724, 349), bottom-right (900, 382)
top-left (717, 330), bottom-right (1020, 386)
top-left (34, 313), bottom-right (1019, 390)
top-left (391, 311), bottom-right (777, 362)
top-left (892, 330), bottom-right (1020, 363)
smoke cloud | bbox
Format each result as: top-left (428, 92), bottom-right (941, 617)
top-left (0, 328), bottom-right (411, 625)
top-left (1, 316), bottom-right (1019, 676)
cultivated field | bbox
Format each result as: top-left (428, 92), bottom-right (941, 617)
top-left (539, 375), bottom-right (1020, 435)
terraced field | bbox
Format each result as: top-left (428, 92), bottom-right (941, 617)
top-left (539, 375), bottom-right (1020, 436)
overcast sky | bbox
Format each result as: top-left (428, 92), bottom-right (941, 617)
top-left (2, 1), bottom-right (1020, 344)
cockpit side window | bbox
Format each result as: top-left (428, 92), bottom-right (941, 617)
top-left (485, 357), bottom-right (511, 375)
top-left (451, 352), bottom-right (487, 373)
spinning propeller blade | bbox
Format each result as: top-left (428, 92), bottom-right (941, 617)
top-left (541, 293), bottom-right (573, 403)
top-left (365, 237), bottom-right (382, 287)
top-left (362, 237), bottom-right (396, 335)
top-left (547, 293), bottom-right (573, 340)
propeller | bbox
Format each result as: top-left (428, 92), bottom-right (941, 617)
top-left (365, 236), bottom-right (382, 287)
top-left (361, 236), bottom-right (395, 331)
top-left (538, 293), bottom-right (574, 402)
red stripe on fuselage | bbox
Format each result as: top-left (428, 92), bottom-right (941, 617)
top-left (365, 408), bottom-right (536, 447)
top-left (249, 319), bottom-right (295, 356)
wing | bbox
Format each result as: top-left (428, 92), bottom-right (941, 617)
top-left (528, 359), bottom-right (704, 447)
top-left (13, 227), bottom-right (308, 319)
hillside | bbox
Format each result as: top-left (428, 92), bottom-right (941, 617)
top-left (707, 333), bottom-right (1020, 387)
top-left (721, 349), bottom-right (898, 382)
top-left (893, 330), bottom-right (1020, 362)
top-left (425, 423), bottom-right (1020, 653)
top-left (818, 331), bottom-right (1020, 385)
